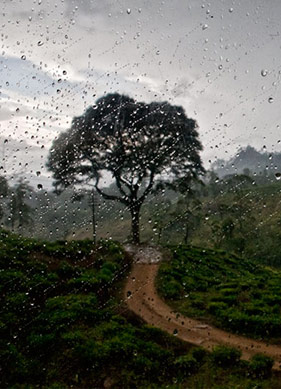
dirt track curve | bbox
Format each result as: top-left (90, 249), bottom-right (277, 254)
top-left (124, 247), bottom-right (281, 371)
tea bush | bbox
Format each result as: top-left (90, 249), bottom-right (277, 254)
top-left (158, 246), bottom-right (281, 339)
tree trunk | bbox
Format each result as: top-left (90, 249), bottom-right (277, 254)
top-left (157, 227), bottom-right (163, 245)
top-left (91, 189), bottom-right (97, 245)
top-left (131, 206), bottom-right (140, 244)
top-left (184, 222), bottom-right (189, 244)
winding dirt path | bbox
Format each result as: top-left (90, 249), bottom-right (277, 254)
top-left (124, 257), bottom-right (281, 370)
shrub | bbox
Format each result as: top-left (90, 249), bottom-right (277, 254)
top-left (249, 353), bottom-right (274, 379)
top-left (190, 296), bottom-right (206, 310)
top-left (56, 261), bottom-right (78, 279)
top-left (161, 280), bottom-right (183, 299)
top-left (208, 301), bottom-right (228, 314)
top-left (210, 345), bottom-right (241, 367)
top-left (173, 355), bottom-right (199, 377)
top-left (190, 347), bottom-right (207, 363)
top-left (220, 288), bottom-right (238, 296)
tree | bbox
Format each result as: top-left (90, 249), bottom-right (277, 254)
top-left (151, 199), bottom-right (172, 244)
top-left (0, 176), bottom-right (9, 221)
top-left (47, 93), bottom-right (204, 244)
top-left (7, 178), bottom-right (33, 232)
top-left (167, 177), bottom-right (203, 244)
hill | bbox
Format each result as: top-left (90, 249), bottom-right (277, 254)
top-left (157, 246), bottom-right (281, 340)
top-left (212, 145), bottom-right (281, 178)
top-left (1, 232), bottom-right (281, 388)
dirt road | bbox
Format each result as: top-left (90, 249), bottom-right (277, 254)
top-left (124, 262), bottom-right (281, 370)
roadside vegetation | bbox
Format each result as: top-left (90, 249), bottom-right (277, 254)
top-left (157, 245), bottom-right (281, 341)
top-left (1, 231), bottom-right (281, 388)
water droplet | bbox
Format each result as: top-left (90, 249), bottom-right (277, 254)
top-left (127, 8), bottom-right (131, 14)
top-left (37, 41), bottom-right (44, 46)
top-left (21, 55), bottom-right (26, 60)
top-left (63, 70), bottom-right (67, 75)
top-left (218, 64), bottom-right (223, 70)
top-left (275, 172), bottom-right (281, 180)
top-left (202, 24), bottom-right (208, 30)
top-left (173, 329), bottom-right (178, 336)
top-left (229, 7), bottom-right (234, 13)
top-left (37, 184), bottom-right (43, 190)
top-left (268, 97), bottom-right (274, 103)
top-left (261, 69), bottom-right (268, 77)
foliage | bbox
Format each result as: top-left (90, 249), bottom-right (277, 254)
top-left (6, 178), bottom-right (34, 232)
top-left (249, 354), bottom-right (274, 379)
top-left (47, 93), bottom-right (204, 243)
top-left (210, 345), bottom-right (242, 367)
top-left (0, 175), bottom-right (9, 220)
top-left (0, 232), bottom-right (279, 388)
top-left (157, 245), bottom-right (281, 339)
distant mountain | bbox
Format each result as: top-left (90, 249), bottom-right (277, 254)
top-left (212, 146), bottom-right (281, 178)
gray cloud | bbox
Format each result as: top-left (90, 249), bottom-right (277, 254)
top-left (1, 0), bottom-right (281, 184)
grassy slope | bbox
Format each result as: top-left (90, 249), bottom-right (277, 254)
top-left (1, 232), bottom-right (281, 388)
top-left (157, 245), bottom-right (281, 341)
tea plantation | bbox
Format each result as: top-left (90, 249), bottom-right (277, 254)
top-left (1, 231), bottom-right (281, 388)
top-left (157, 245), bottom-right (281, 340)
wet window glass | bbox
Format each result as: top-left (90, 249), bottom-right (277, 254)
top-left (1, 1), bottom-right (281, 387)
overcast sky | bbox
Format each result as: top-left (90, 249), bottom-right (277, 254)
top-left (1, 0), bottom-right (281, 188)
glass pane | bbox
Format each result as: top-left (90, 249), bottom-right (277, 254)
top-left (1, 1), bottom-right (281, 387)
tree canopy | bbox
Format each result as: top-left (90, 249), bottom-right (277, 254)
top-left (47, 93), bottom-right (204, 243)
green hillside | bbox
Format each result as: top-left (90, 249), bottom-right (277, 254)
top-left (157, 246), bottom-right (281, 340)
top-left (1, 232), bottom-right (281, 388)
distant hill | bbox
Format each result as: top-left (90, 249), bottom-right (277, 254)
top-left (212, 146), bottom-right (281, 178)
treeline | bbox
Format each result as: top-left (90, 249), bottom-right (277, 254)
top-left (0, 177), bottom-right (101, 240)
top-left (0, 177), bottom-right (33, 233)
top-left (2, 165), bottom-right (281, 267)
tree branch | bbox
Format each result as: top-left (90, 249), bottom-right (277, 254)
top-left (114, 174), bottom-right (130, 198)
top-left (139, 170), bottom-right (155, 203)
top-left (95, 179), bottom-right (129, 206)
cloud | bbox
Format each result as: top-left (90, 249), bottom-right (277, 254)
top-left (1, 0), bottom-right (281, 178)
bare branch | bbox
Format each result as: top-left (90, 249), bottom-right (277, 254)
top-left (139, 170), bottom-right (155, 203)
top-left (95, 178), bottom-right (129, 206)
